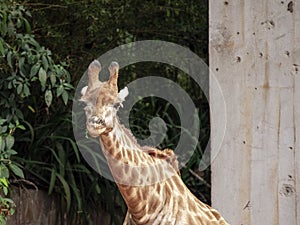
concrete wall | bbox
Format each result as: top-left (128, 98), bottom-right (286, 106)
top-left (209, 1), bottom-right (300, 224)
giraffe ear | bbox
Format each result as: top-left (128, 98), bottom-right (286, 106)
top-left (81, 86), bottom-right (88, 96)
top-left (114, 87), bottom-right (129, 108)
top-left (118, 87), bottom-right (129, 101)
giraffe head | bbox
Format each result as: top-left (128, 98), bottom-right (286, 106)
top-left (80, 60), bottom-right (128, 137)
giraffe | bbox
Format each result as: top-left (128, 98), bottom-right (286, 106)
top-left (80, 59), bottom-right (230, 225)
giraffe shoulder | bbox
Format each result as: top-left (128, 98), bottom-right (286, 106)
top-left (143, 147), bottom-right (180, 175)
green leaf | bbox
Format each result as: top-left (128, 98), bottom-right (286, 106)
top-left (62, 90), bottom-right (68, 105)
top-left (27, 105), bottom-right (35, 113)
top-left (68, 167), bottom-right (82, 210)
top-left (0, 119), bottom-right (6, 126)
top-left (63, 83), bottom-right (74, 90)
top-left (9, 164), bottom-right (24, 178)
top-left (0, 126), bottom-right (8, 134)
top-left (48, 168), bottom-right (56, 195)
top-left (3, 186), bottom-right (8, 195)
top-left (4, 198), bottom-right (15, 204)
top-left (28, 54), bottom-right (35, 64)
top-left (0, 19), bottom-right (7, 37)
top-left (17, 84), bottom-right (23, 95)
top-left (0, 137), bottom-right (4, 152)
top-left (0, 177), bottom-right (9, 187)
top-left (23, 18), bottom-right (31, 33)
top-left (23, 84), bottom-right (30, 97)
top-left (16, 18), bottom-right (22, 28)
top-left (27, 36), bottom-right (40, 48)
top-left (15, 109), bottom-right (24, 120)
top-left (42, 55), bottom-right (48, 71)
top-left (8, 123), bottom-right (15, 130)
top-left (7, 51), bottom-right (12, 68)
top-left (25, 10), bottom-right (32, 17)
top-left (18, 57), bottom-right (25, 71)
top-left (0, 165), bottom-right (9, 178)
top-left (0, 40), bottom-right (4, 56)
top-left (50, 73), bottom-right (56, 86)
top-left (56, 173), bottom-right (71, 212)
top-left (56, 85), bottom-right (64, 97)
top-left (45, 90), bottom-right (53, 107)
top-left (30, 63), bottom-right (40, 77)
top-left (16, 124), bottom-right (26, 130)
top-left (7, 81), bottom-right (12, 89)
top-left (55, 136), bottom-right (80, 163)
top-left (5, 149), bottom-right (17, 155)
top-left (7, 20), bottom-right (15, 37)
top-left (10, 207), bottom-right (15, 216)
top-left (45, 146), bottom-right (64, 169)
top-left (30, 77), bottom-right (38, 82)
top-left (56, 142), bottom-right (65, 176)
top-left (39, 67), bottom-right (47, 87)
top-left (5, 135), bottom-right (14, 150)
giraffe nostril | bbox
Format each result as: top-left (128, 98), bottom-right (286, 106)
top-left (99, 119), bottom-right (105, 126)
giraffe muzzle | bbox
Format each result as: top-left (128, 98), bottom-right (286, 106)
top-left (89, 116), bottom-right (105, 126)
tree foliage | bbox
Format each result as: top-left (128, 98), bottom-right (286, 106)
top-left (0, 0), bottom-right (73, 223)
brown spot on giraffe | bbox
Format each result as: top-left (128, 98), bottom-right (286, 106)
top-left (115, 140), bottom-right (120, 149)
top-left (115, 151), bottom-right (122, 160)
top-left (107, 140), bottom-right (112, 147)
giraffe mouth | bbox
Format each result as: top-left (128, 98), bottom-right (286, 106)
top-left (86, 115), bottom-right (113, 136)
top-left (89, 116), bottom-right (105, 126)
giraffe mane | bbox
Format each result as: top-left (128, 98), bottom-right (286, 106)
top-left (116, 117), bottom-right (181, 175)
top-left (118, 119), bottom-right (141, 147)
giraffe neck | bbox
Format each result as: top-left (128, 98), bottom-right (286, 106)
top-left (98, 118), bottom-right (229, 225)
top-left (99, 117), bottom-right (177, 186)
top-left (98, 118), bottom-right (182, 223)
